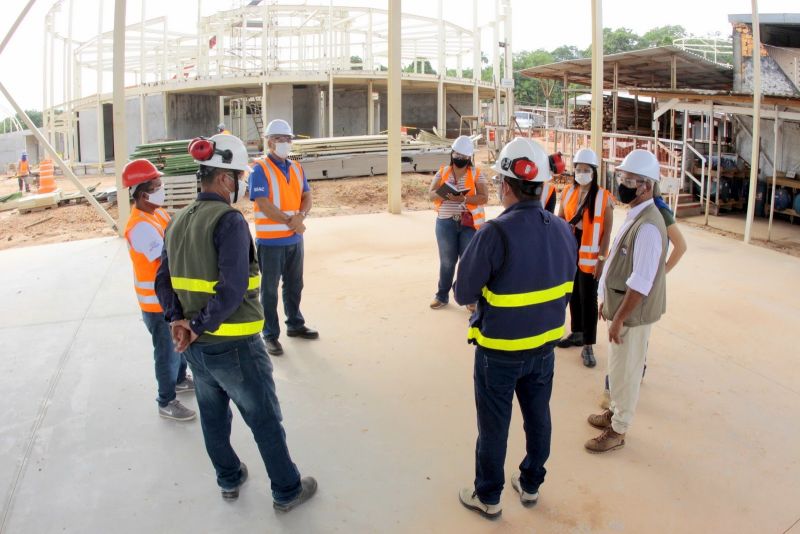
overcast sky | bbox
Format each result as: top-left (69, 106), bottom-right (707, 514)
top-left (0, 0), bottom-right (798, 115)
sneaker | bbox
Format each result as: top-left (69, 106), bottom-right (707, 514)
top-left (585, 427), bottom-right (626, 453)
top-left (430, 299), bottom-right (447, 310)
top-left (158, 399), bottom-right (196, 422)
top-left (556, 331), bottom-right (583, 348)
top-left (221, 463), bottom-right (248, 501)
top-left (587, 409), bottom-right (613, 429)
top-left (458, 488), bottom-right (502, 519)
top-left (273, 476), bottom-right (318, 512)
top-left (264, 337), bottom-right (284, 356)
top-left (510, 473), bottom-right (539, 507)
top-left (581, 345), bottom-right (597, 368)
top-left (175, 375), bottom-right (195, 394)
top-left (599, 389), bottom-right (611, 410)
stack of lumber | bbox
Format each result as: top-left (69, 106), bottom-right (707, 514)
top-left (289, 134), bottom-right (429, 159)
top-left (130, 140), bottom-right (198, 176)
top-left (571, 96), bottom-right (653, 134)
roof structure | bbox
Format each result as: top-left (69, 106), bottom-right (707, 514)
top-left (519, 46), bottom-right (733, 91)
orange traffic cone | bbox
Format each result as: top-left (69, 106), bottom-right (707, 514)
top-left (37, 160), bottom-right (56, 193)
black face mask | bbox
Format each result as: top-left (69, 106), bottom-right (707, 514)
top-left (452, 157), bottom-right (470, 169)
top-left (617, 183), bottom-right (639, 204)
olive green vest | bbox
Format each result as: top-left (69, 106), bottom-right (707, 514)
top-left (165, 199), bottom-right (264, 344)
top-left (602, 203), bottom-right (668, 326)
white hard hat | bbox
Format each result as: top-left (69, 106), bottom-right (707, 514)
top-left (492, 137), bottom-right (552, 183)
top-left (217, 122), bottom-right (226, 130)
top-left (617, 149), bottom-right (661, 182)
top-left (189, 134), bottom-right (250, 172)
top-left (451, 135), bottom-right (474, 157)
top-left (264, 119), bottom-right (293, 137)
top-left (573, 148), bottom-right (599, 168)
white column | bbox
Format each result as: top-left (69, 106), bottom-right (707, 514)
top-left (97, 0), bottom-right (105, 165)
top-left (387, 0), bottom-right (402, 214)
top-left (437, 0), bottom-right (445, 133)
top-left (493, 0), bottom-right (500, 126)
top-left (113, 0), bottom-right (130, 235)
top-left (472, 0), bottom-right (480, 118)
top-left (367, 80), bottom-right (374, 135)
top-left (744, 0), bottom-right (762, 244)
top-left (767, 106), bottom-right (780, 241)
top-left (503, 0), bottom-right (513, 128)
top-left (590, 0), bottom-right (604, 182)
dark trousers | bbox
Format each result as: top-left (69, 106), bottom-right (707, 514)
top-left (18, 176), bottom-right (30, 192)
top-left (434, 217), bottom-right (476, 303)
top-left (473, 346), bottom-right (555, 505)
top-left (185, 335), bottom-right (302, 504)
top-left (257, 242), bottom-right (306, 339)
top-left (567, 231), bottom-right (599, 345)
top-left (141, 311), bottom-right (187, 407)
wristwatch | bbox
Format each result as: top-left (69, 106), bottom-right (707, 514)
top-left (299, 210), bottom-right (308, 218)
top-left (598, 254), bottom-right (607, 261)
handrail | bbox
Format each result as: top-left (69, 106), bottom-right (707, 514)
top-left (684, 142), bottom-right (707, 206)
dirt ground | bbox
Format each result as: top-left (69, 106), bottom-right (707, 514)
top-left (0, 155), bottom-right (501, 252)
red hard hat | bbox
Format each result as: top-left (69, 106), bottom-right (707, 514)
top-left (122, 159), bottom-right (162, 188)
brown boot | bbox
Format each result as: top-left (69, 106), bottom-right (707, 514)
top-left (587, 409), bottom-right (613, 429)
top-left (585, 428), bottom-right (625, 453)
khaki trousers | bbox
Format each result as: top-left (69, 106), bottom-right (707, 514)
top-left (608, 323), bottom-right (652, 434)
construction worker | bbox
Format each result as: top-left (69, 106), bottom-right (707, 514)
top-left (17, 152), bottom-right (30, 193)
top-left (428, 135), bottom-right (488, 311)
top-left (454, 137), bottom-right (577, 519)
top-left (585, 149), bottom-right (668, 454)
top-left (122, 159), bottom-right (196, 422)
top-left (155, 134), bottom-right (317, 508)
top-left (250, 119), bottom-right (317, 356)
top-left (217, 122), bottom-right (231, 135)
top-left (556, 148), bottom-right (614, 368)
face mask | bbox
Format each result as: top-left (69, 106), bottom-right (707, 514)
top-left (274, 142), bottom-right (291, 159)
top-left (575, 172), bottom-right (593, 186)
top-left (227, 176), bottom-right (247, 204)
top-left (146, 186), bottom-right (166, 206)
top-left (452, 157), bottom-right (470, 169)
top-left (617, 183), bottom-right (640, 204)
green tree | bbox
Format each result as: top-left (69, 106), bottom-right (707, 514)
top-left (1, 110), bottom-right (42, 132)
top-left (641, 25), bottom-right (687, 47)
top-left (350, 56), bottom-right (363, 70)
top-left (596, 27), bottom-right (642, 55)
top-left (403, 58), bottom-right (436, 75)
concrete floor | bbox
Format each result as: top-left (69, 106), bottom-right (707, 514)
top-left (1, 207), bottom-right (799, 534)
top-left (684, 211), bottom-right (800, 250)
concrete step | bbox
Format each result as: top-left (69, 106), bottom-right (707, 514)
top-left (676, 201), bottom-right (703, 218)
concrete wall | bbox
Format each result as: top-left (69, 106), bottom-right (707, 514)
top-left (402, 92), bottom-right (437, 133)
top-left (144, 95), bottom-right (167, 142)
top-left (167, 94), bottom-right (219, 141)
top-left (332, 89), bottom-right (367, 137)
top-left (264, 85), bottom-right (293, 128)
top-left (78, 107), bottom-right (100, 163)
top-left (293, 85), bottom-right (321, 138)
top-left (446, 93), bottom-right (473, 137)
top-left (741, 57), bottom-right (800, 96)
top-left (0, 131), bottom-right (29, 169)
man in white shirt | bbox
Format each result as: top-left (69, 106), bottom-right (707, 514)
top-left (586, 150), bottom-right (668, 453)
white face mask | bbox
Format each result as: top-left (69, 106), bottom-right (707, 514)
top-left (146, 186), bottom-right (166, 206)
top-left (228, 178), bottom-right (247, 204)
top-left (274, 142), bottom-right (291, 159)
top-left (575, 172), bottom-right (593, 186)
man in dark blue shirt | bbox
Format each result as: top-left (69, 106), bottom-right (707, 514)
top-left (455, 138), bottom-right (576, 519)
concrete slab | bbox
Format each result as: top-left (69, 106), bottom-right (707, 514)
top-left (1, 208), bottom-right (799, 533)
top-left (684, 211), bottom-right (800, 250)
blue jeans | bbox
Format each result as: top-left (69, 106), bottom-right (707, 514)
top-left (185, 335), bottom-right (302, 503)
top-left (257, 243), bottom-right (306, 339)
top-left (142, 311), bottom-right (187, 407)
top-left (473, 346), bottom-right (555, 505)
top-left (434, 217), bottom-right (476, 303)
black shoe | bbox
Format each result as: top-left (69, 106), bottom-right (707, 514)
top-left (273, 476), bottom-right (318, 512)
top-left (221, 463), bottom-right (248, 501)
top-left (556, 332), bottom-right (583, 348)
top-left (582, 345), bottom-right (596, 368)
top-left (286, 326), bottom-right (319, 340)
top-left (264, 337), bottom-right (284, 356)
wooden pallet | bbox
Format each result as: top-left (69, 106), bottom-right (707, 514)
top-left (164, 174), bottom-right (198, 213)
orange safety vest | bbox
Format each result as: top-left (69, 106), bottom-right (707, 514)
top-left (18, 160), bottom-right (29, 174)
top-left (253, 157), bottom-right (304, 241)
top-left (541, 182), bottom-right (556, 210)
top-left (124, 206), bottom-right (171, 313)
top-left (561, 184), bottom-right (611, 274)
top-left (432, 165), bottom-right (486, 229)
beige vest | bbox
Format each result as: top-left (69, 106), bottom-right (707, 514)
top-left (602, 203), bottom-right (668, 326)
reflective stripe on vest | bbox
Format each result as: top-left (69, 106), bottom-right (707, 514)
top-left (206, 320), bottom-right (264, 337)
top-left (562, 185), bottom-right (610, 274)
top-left (253, 158), bottom-right (303, 240)
top-left (171, 275), bottom-right (261, 294)
top-left (467, 325), bottom-right (566, 352)
top-left (124, 207), bottom-right (170, 313)
top-left (432, 165), bottom-right (485, 229)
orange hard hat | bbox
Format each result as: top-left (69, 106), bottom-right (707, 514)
top-left (122, 159), bottom-right (162, 188)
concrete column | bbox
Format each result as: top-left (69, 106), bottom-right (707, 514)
top-left (96, 0), bottom-right (105, 165)
top-left (744, 0), bottom-right (762, 244)
top-left (472, 0), bottom-right (480, 119)
top-left (387, 0), bottom-right (402, 214)
top-left (590, 0), bottom-right (604, 183)
top-left (139, 94), bottom-right (146, 144)
top-left (219, 96), bottom-right (225, 126)
top-left (437, 0), bottom-right (445, 133)
top-left (367, 80), bottom-right (374, 135)
top-left (328, 74), bottom-right (334, 137)
top-left (113, 0), bottom-right (130, 235)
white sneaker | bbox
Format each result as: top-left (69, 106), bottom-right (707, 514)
top-left (458, 488), bottom-right (502, 519)
top-left (511, 473), bottom-right (539, 506)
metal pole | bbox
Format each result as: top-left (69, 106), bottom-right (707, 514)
top-left (0, 82), bottom-right (117, 230)
top-left (66, 0), bottom-right (74, 163)
top-left (387, 0), bottom-right (402, 214)
top-left (97, 0), bottom-right (105, 167)
top-left (744, 0), bottom-right (762, 244)
top-left (113, 0), bottom-right (131, 235)
top-left (503, 0), bottom-right (513, 129)
top-left (437, 0), bottom-right (445, 133)
top-left (768, 105), bottom-right (779, 241)
top-left (680, 110), bottom-right (688, 191)
top-left (705, 108), bottom-right (713, 225)
top-left (493, 0), bottom-right (500, 127)
top-left (328, 0), bottom-right (334, 137)
top-left (472, 0), bottom-right (479, 119)
top-left (590, 0), bottom-right (604, 185)
top-left (367, 80), bottom-right (374, 135)
top-left (0, 0), bottom-right (36, 57)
